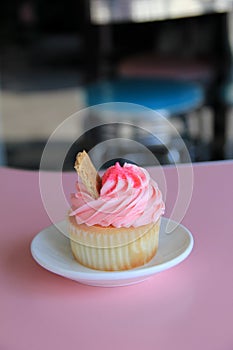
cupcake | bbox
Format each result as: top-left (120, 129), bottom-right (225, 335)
top-left (67, 151), bottom-right (165, 271)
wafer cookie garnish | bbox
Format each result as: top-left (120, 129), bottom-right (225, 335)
top-left (74, 150), bottom-right (101, 199)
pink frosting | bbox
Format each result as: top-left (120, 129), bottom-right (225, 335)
top-left (69, 162), bottom-right (165, 228)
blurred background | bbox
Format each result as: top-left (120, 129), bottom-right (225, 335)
top-left (1, 0), bottom-right (233, 170)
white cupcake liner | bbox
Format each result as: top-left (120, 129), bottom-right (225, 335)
top-left (67, 217), bottom-right (161, 271)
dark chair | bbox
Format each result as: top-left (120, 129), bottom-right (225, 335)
top-left (81, 77), bottom-right (204, 166)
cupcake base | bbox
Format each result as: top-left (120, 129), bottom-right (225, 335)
top-left (67, 216), bottom-right (161, 271)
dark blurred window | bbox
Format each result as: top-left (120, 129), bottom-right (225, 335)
top-left (0, 0), bottom-right (82, 45)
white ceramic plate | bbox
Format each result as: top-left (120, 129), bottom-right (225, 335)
top-left (31, 218), bottom-right (194, 287)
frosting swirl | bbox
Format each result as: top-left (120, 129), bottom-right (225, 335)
top-left (70, 162), bottom-right (165, 228)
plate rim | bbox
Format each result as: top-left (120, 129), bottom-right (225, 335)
top-left (31, 217), bottom-right (194, 283)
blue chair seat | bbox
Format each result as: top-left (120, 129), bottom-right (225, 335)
top-left (83, 77), bottom-right (204, 165)
top-left (86, 78), bottom-right (204, 115)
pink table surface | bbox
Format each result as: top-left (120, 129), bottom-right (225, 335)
top-left (1, 161), bottom-right (233, 350)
